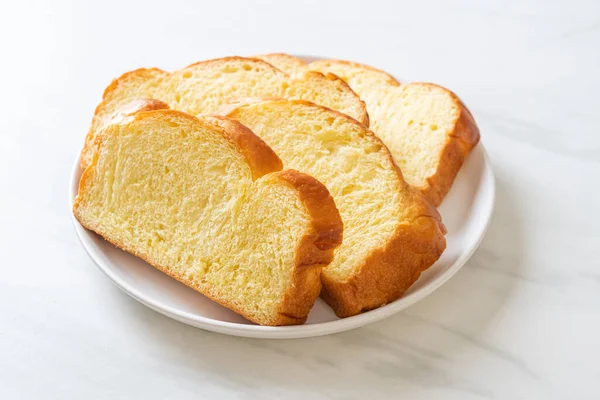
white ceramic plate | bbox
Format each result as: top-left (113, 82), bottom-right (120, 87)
top-left (71, 59), bottom-right (495, 338)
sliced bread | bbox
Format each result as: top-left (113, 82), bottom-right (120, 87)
top-left (73, 100), bottom-right (343, 325)
top-left (257, 54), bottom-right (481, 206)
top-left (256, 53), bottom-right (308, 76)
top-left (81, 57), bottom-right (368, 169)
top-left (220, 99), bottom-right (446, 317)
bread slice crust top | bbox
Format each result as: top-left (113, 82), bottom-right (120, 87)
top-left (81, 57), bottom-right (368, 169)
top-left (221, 99), bottom-right (446, 317)
top-left (73, 101), bottom-right (343, 325)
top-left (257, 54), bottom-right (480, 206)
top-left (255, 53), bottom-right (309, 76)
top-left (307, 59), bottom-right (480, 206)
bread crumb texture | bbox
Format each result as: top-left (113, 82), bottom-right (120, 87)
top-left (74, 109), bottom-right (342, 325)
top-left (81, 57), bottom-right (367, 169)
top-left (307, 60), bottom-right (480, 205)
top-left (226, 100), bottom-right (446, 316)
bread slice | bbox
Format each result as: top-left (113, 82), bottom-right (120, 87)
top-left (220, 99), bottom-right (446, 317)
top-left (81, 57), bottom-right (368, 169)
top-left (256, 53), bottom-right (308, 76)
top-left (73, 100), bottom-right (343, 326)
top-left (257, 54), bottom-right (480, 206)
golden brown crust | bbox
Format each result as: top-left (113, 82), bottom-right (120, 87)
top-left (201, 115), bottom-right (284, 179)
top-left (108, 98), bottom-right (170, 123)
top-left (184, 56), bottom-right (284, 74)
top-left (223, 98), bottom-right (370, 132)
top-left (277, 169), bottom-right (344, 260)
top-left (255, 53), bottom-right (308, 75)
top-left (81, 58), bottom-right (285, 170)
top-left (308, 59), bottom-right (401, 87)
top-left (259, 54), bottom-right (398, 99)
top-left (81, 68), bottom-right (169, 169)
top-left (308, 60), bottom-right (480, 206)
top-left (414, 84), bottom-right (481, 206)
top-left (82, 56), bottom-right (367, 170)
top-left (272, 169), bottom-right (344, 324)
top-left (74, 109), bottom-right (343, 326)
top-left (80, 98), bottom-right (170, 169)
top-left (253, 54), bottom-right (370, 126)
top-left (310, 114), bottom-right (447, 317)
top-left (222, 99), bottom-right (446, 318)
top-left (275, 264), bottom-right (323, 325)
top-left (300, 70), bottom-right (370, 127)
top-left (321, 178), bottom-right (446, 318)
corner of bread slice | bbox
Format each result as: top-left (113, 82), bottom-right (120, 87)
top-left (109, 98), bottom-right (170, 123)
top-left (183, 56), bottom-right (284, 76)
top-left (201, 115), bottom-right (283, 179)
top-left (81, 67), bottom-right (168, 169)
top-left (80, 98), bottom-right (171, 169)
top-left (75, 101), bottom-right (172, 221)
top-left (307, 59), bottom-right (401, 87)
top-left (254, 53), bottom-right (307, 76)
top-left (250, 55), bottom-right (370, 126)
top-left (219, 97), bottom-right (369, 133)
top-left (407, 83), bottom-right (481, 206)
top-left (305, 61), bottom-right (481, 206)
top-left (314, 128), bottom-right (448, 318)
top-left (292, 70), bottom-right (370, 127)
top-left (237, 171), bottom-right (343, 326)
top-left (74, 108), bottom-right (340, 326)
top-left (267, 169), bottom-right (343, 324)
top-left (277, 169), bottom-right (344, 258)
top-left (220, 98), bottom-right (446, 318)
top-left (101, 68), bottom-right (168, 100)
top-left (321, 177), bottom-right (447, 318)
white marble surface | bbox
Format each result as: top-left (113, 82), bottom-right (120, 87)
top-left (1, 0), bottom-right (599, 398)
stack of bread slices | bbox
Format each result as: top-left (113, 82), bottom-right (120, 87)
top-left (73, 54), bottom-right (480, 326)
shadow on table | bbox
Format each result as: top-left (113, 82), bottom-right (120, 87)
top-left (118, 173), bottom-right (526, 395)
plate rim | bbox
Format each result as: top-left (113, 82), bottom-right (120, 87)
top-left (70, 143), bottom-right (495, 339)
